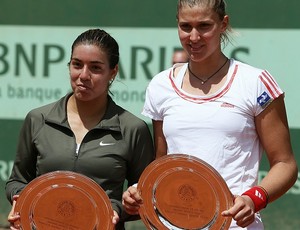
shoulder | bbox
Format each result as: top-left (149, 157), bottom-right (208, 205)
top-left (19, 98), bottom-right (63, 135)
top-left (120, 108), bottom-right (147, 127)
top-left (26, 96), bottom-right (66, 119)
top-left (230, 59), bottom-right (273, 91)
top-left (24, 103), bottom-right (57, 125)
top-left (24, 95), bottom-right (67, 126)
top-left (232, 59), bottom-right (266, 77)
top-left (148, 67), bottom-right (173, 87)
top-left (232, 59), bottom-right (280, 92)
top-left (109, 99), bottom-right (149, 130)
top-left (118, 108), bottom-right (152, 139)
top-left (28, 101), bottom-right (57, 117)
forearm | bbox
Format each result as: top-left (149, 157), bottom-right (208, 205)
top-left (259, 159), bottom-right (298, 203)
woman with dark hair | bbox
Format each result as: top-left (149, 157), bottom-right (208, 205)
top-left (6, 29), bottom-right (154, 230)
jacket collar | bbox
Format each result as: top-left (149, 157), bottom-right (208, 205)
top-left (45, 93), bottom-right (121, 132)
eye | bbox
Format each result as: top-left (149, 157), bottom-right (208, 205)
top-left (179, 23), bottom-right (192, 33)
top-left (199, 23), bottom-right (211, 29)
top-left (196, 22), bottom-right (214, 32)
top-left (70, 60), bottom-right (82, 68)
top-left (90, 65), bottom-right (103, 72)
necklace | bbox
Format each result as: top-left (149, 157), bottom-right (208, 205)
top-left (188, 58), bottom-right (229, 85)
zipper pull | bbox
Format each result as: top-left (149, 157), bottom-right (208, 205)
top-left (75, 143), bottom-right (80, 156)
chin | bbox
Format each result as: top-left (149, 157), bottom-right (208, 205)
top-left (189, 54), bottom-right (208, 63)
top-left (74, 92), bottom-right (91, 101)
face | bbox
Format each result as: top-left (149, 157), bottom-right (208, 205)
top-left (177, 5), bottom-right (228, 62)
top-left (69, 44), bottom-right (117, 101)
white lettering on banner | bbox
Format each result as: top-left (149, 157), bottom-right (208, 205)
top-left (6, 84), bottom-right (62, 103)
top-left (0, 160), bottom-right (13, 181)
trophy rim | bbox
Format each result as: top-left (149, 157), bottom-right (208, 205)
top-left (137, 154), bottom-right (233, 230)
top-left (14, 170), bottom-right (115, 230)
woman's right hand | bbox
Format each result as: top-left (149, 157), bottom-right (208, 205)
top-left (8, 195), bottom-right (20, 230)
top-left (122, 186), bottom-right (143, 215)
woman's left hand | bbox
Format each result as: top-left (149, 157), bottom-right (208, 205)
top-left (221, 195), bottom-right (255, 228)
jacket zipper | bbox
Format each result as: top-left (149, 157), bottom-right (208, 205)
top-left (75, 143), bottom-right (80, 156)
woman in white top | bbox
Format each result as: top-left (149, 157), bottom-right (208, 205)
top-left (122, 0), bottom-right (298, 229)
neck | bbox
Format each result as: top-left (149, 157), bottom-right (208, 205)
top-left (188, 58), bottom-right (229, 85)
top-left (68, 95), bottom-right (108, 119)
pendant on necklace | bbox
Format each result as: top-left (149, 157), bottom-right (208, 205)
top-left (188, 58), bottom-right (229, 85)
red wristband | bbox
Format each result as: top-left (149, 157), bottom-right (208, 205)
top-left (242, 186), bottom-right (269, 212)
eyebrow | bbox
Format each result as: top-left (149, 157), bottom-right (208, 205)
top-left (71, 58), bottom-right (105, 65)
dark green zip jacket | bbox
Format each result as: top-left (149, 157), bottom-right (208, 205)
top-left (6, 93), bottom-right (154, 229)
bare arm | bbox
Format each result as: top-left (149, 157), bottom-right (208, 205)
top-left (255, 95), bottom-right (298, 202)
top-left (152, 120), bottom-right (167, 158)
top-left (222, 95), bottom-right (298, 227)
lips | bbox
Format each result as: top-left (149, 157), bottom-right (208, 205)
top-left (190, 44), bottom-right (203, 52)
top-left (77, 84), bottom-right (90, 91)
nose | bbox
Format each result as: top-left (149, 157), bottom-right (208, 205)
top-left (79, 65), bottom-right (91, 80)
top-left (189, 28), bottom-right (200, 43)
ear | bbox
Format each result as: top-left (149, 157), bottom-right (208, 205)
top-left (221, 15), bottom-right (229, 33)
top-left (111, 64), bottom-right (119, 80)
